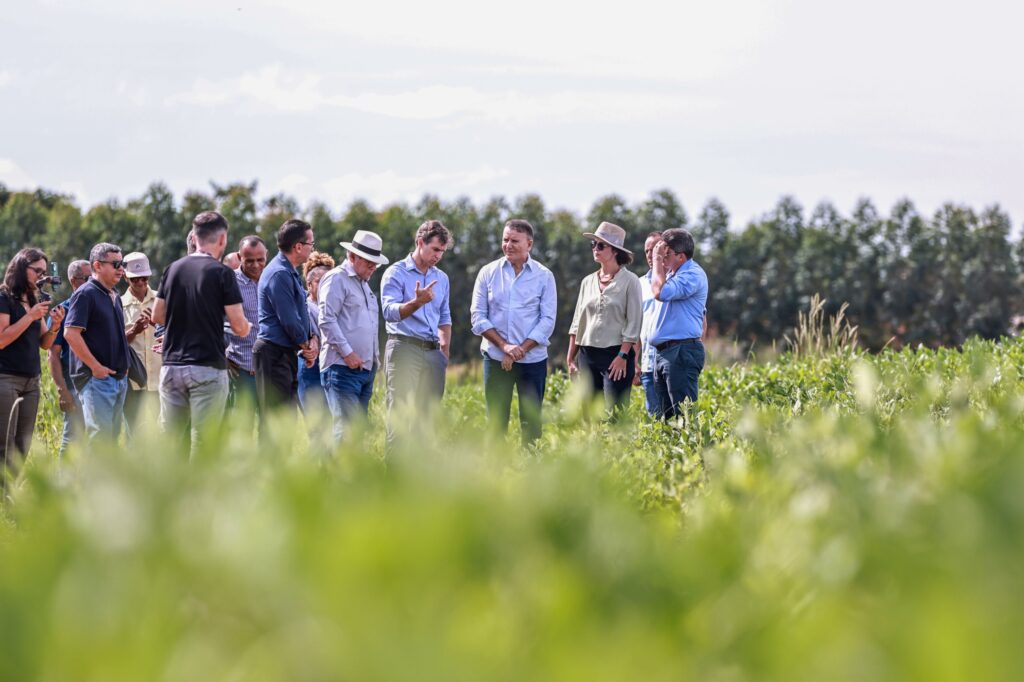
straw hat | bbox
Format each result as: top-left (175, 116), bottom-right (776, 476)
top-left (582, 221), bottom-right (633, 255)
top-left (340, 230), bottom-right (390, 265)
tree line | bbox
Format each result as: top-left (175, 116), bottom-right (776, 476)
top-left (1, 181), bottom-right (1021, 363)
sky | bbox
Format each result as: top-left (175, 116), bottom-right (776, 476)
top-left (1, 0), bottom-right (1022, 228)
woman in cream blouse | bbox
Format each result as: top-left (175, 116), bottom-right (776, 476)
top-left (567, 222), bottom-right (643, 416)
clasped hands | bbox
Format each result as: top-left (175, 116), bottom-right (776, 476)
top-left (500, 342), bottom-right (525, 371)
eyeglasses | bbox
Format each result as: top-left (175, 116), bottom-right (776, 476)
top-left (590, 241), bottom-right (607, 251)
top-left (98, 260), bottom-right (125, 269)
top-left (27, 266), bottom-right (47, 276)
top-left (129, 276), bottom-right (150, 282)
top-left (300, 241), bottom-right (316, 247)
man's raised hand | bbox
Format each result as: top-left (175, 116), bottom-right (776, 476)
top-left (414, 280), bottom-right (437, 305)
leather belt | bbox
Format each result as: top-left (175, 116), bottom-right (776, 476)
top-left (654, 338), bottom-right (700, 352)
top-left (388, 333), bottom-right (440, 351)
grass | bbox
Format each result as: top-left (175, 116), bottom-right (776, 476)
top-left (2, 337), bottom-right (1024, 680)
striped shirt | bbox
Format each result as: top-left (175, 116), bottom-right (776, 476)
top-left (225, 268), bottom-right (260, 372)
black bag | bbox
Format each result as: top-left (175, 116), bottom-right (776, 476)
top-left (127, 345), bottom-right (148, 389)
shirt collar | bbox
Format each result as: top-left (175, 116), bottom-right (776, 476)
top-left (341, 260), bottom-right (359, 277)
top-left (501, 255), bottom-right (533, 273)
top-left (401, 254), bottom-right (435, 276)
top-left (122, 287), bottom-right (155, 305)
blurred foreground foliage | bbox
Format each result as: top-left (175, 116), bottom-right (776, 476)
top-left (2, 337), bottom-right (1024, 680)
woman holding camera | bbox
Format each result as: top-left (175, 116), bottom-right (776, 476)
top-left (0, 248), bottom-right (64, 478)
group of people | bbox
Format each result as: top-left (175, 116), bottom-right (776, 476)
top-left (0, 211), bottom-right (708, 475)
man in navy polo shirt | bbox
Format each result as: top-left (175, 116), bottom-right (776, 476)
top-left (64, 243), bottom-right (131, 442)
top-left (254, 218), bottom-right (318, 431)
top-left (649, 228), bottom-right (709, 419)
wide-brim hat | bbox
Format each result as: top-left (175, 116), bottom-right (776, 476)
top-left (123, 251), bottom-right (152, 278)
top-left (340, 230), bottom-right (390, 265)
top-left (582, 221), bottom-right (633, 256)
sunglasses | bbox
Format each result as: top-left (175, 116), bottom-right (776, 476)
top-left (590, 241), bottom-right (607, 252)
top-left (99, 260), bottom-right (125, 269)
top-left (27, 265), bottom-right (47, 276)
top-left (129, 276), bottom-right (150, 282)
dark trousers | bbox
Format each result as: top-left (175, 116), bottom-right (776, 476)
top-left (652, 341), bottom-right (705, 419)
top-left (482, 356), bottom-right (547, 445)
top-left (578, 345), bottom-right (635, 416)
top-left (0, 374), bottom-right (40, 483)
top-left (253, 339), bottom-right (299, 435)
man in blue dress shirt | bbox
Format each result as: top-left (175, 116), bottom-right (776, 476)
top-left (254, 219), bottom-right (319, 429)
top-left (649, 228), bottom-right (709, 419)
top-left (379, 220), bottom-right (452, 443)
top-left (470, 219), bottom-right (556, 445)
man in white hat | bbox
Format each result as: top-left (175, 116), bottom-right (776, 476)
top-left (317, 230), bottom-right (389, 441)
top-left (121, 251), bottom-right (162, 434)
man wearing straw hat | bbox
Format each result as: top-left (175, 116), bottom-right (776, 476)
top-left (317, 230), bottom-right (389, 441)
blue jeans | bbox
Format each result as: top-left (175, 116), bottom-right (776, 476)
top-left (652, 342), bottom-right (705, 419)
top-left (639, 371), bottom-right (661, 417)
top-left (79, 375), bottom-right (129, 443)
top-left (481, 355), bottom-right (547, 445)
top-left (60, 385), bottom-right (83, 456)
top-left (297, 357), bottom-right (327, 414)
top-left (322, 364), bottom-right (376, 441)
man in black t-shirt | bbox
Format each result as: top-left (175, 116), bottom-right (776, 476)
top-left (151, 211), bottom-right (251, 454)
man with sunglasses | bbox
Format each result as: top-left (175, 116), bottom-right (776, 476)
top-left (121, 252), bottom-right (162, 435)
top-left (63, 243), bottom-right (132, 442)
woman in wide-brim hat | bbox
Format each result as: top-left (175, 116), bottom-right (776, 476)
top-left (566, 221), bottom-right (643, 416)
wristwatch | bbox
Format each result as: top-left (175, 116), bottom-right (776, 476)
top-left (617, 351), bottom-right (628, 360)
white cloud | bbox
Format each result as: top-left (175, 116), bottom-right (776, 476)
top-left (0, 70), bottom-right (12, 87)
top-left (167, 65), bottom-right (717, 126)
top-left (321, 166), bottom-right (510, 207)
top-left (0, 158), bottom-right (35, 189)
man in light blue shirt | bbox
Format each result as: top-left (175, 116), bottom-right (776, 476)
top-left (471, 219), bottom-right (557, 444)
top-left (635, 231), bottom-right (663, 417)
top-left (650, 228), bottom-right (709, 419)
top-left (379, 220), bottom-right (452, 442)
top-left (319, 230), bottom-right (388, 441)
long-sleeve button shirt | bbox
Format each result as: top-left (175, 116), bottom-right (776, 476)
top-left (638, 270), bottom-right (659, 373)
top-left (258, 252), bottom-right (312, 349)
top-left (471, 256), bottom-right (557, 364)
top-left (569, 269), bottom-right (643, 348)
top-left (225, 268), bottom-right (259, 371)
top-left (649, 259), bottom-right (708, 346)
top-left (318, 260), bottom-right (380, 372)
top-left (122, 286), bottom-right (162, 391)
top-left (380, 255), bottom-right (451, 342)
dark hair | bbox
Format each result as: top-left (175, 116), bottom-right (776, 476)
top-left (646, 231), bottom-right (663, 240)
top-left (662, 228), bottom-right (695, 260)
top-left (238, 235), bottom-right (266, 251)
top-left (89, 243), bottom-right (122, 267)
top-left (192, 211), bottom-right (229, 245)
top-left (1, 248), bottom-right (48, 307)
top-left (613, 248), bottom-right (634, 266)
top-left (278, 218), bottom-right (312, 252)
top-left (504, 219), bottom-right (534, 240)
top-left (415, 220), bottom-right (451, 248)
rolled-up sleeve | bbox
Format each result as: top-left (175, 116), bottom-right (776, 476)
top-left (438, 276), bottom-right (452, 328)
top-left (380, 267), bottom-right (404, 323)
top-left (621, 276), bottom-right (642, 344)
top-left (318, 273), bottom-right (353, 359)
top-left (470, 267), bottom-right (494, 336)
top-left (527, 270), bottom-right (557, 346)
top-left (568, 279), bottom-right (585, 337)
top-left (659, 268), bottom-right (702, 302)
